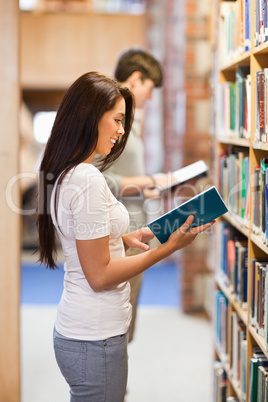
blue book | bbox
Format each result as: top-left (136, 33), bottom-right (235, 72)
top-left (244, 0), bottom-right (251, 51)
top-left (147, 186), bottom-right (228, 244)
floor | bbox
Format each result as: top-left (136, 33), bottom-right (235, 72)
top-left (20, 256), bottom-right (214, 402)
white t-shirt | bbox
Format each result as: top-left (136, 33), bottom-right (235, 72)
top-left (50, 163), bottom-right (131, 340)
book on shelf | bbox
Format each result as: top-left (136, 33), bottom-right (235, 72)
top-left (265, 68), bottom-right (268, 143)
top-left (249, 355), bottom-right (268, 402)
top-left (252, 165), bottom-right (261, 234)
top-left (219, 1), bottom-right (251, 63)
top-left (227, 239), bottom-right (236, 290)
top-left (219, 149), bottom-right (249, 223)
top-left (265, 183), bottom-right (268, 246)
top-left (217, 221), bottom-right (248, 306)
top-left (214, 361), bottom-right (228, 402)
top-left (250, 258), bottom-right (268, 351)
top-left (241, 339), bottom-right (247, 399)
top-left (215, 291), bottom-right (229, 356)
top-left (255, 70), bottom-right (265, 143)
top-left (235, 240), bottom-right (248, 308)
top-left (254, 68), bottom-right (268, 144)
top-left (230, 311), bottom-right (246, 382)
top-left (257, 366), bottom-right (268, 401)
top-left (147, 186), bottom-right (228, 244)
top-left (252, 161), bottom-right (268, 240)
top-left (261, 159), bottom-right (268, 241)
top-left (236, 66), bottom-right (251, 139)
top-left (254, 0), bottom-right (268, 46)
top-left (244, 0), bottom-right (251, 51)
top-left (219, 69), bottom-right (251, 141)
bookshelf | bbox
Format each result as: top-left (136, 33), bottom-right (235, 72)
top-left (214, 0), bottom-right (268, 400)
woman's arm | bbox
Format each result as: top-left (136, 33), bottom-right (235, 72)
top-left (76, 215), bottom-right (215, 292)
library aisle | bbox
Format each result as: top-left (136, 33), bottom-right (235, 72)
top-left (20, 260), bottom-right (213, 402)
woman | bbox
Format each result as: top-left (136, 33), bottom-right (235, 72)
top-left (37, 71), bottom-right (214, 401)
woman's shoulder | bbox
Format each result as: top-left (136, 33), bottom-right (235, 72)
top-left (73, 163), bottom-right (101, 175)
top-left (67, 163), bottom-right (105, 188)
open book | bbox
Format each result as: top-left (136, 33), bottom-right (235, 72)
top-left (155, 160), bottom-right (208, 191)
top-left (147, 186), bottom-right (228, 244)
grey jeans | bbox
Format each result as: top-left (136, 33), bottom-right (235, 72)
top-left (53, 329), bottom-right (128, 402)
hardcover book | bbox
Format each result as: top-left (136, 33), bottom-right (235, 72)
top-left (147, 186), bottom-right (228, 244)
top-left (157, 160), bottom-right (208, 191)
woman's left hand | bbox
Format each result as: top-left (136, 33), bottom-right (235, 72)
top-left (122, 227), bottom-right (155, 251)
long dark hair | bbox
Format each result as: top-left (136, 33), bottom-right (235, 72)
top-left (37, 71), bottom-right (134, 269)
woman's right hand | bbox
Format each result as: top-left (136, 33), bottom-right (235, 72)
top-left (166, 215), bottom-right (215, 252)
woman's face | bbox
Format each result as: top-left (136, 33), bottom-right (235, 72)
top-left (95, 97), bottom-right (126, 156)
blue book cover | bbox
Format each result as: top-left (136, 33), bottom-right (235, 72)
top-left (244, 0), bottom-right (251, 51)
top-left (147, 186), bottom-right (228, 244)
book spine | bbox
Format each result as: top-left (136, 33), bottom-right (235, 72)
top-left (255, 71), bottom-right (260, 142)
top-left (258, 71), bottom-right (265, 142)
top-left (265, 168), bottom-right (268, 246)
top-left (244, 0), bottom-right (251, 51)
top-left (264, 69), bottom-right (268, 143)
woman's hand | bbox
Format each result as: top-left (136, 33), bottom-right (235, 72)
top-left (166, 215), bottom-right (215, 252)
top-left (122, 227), bottom-right (155, 252)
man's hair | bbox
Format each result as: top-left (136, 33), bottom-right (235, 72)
top-left (114, 48), bottom-right (163, 87)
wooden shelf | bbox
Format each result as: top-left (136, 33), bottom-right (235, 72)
top-left (219, 51), bottom-right (251, 72)
top-left (252, 142), bottom-right (268, 151)
top-left (252, 41), bottom-right (268, 55)
top-left (216, 276), bottom-right (248, 326)
top-left (217, 137), bottom-right (250, 147)
top-left (250, 233), bottom-right (268, 253)
top-left (222, 212), bottom-right (250, 238)
top-left (248, 325), bottom-right (268, 358)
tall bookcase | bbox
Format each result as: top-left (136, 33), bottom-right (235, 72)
top-left (214, 1), bottom-right (268, 401)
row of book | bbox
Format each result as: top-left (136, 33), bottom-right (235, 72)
top-left (254, 0), bottom-right (268, 47)
top-left (219, 149), bottom-right (268, 245)
top-left (214, 299), bottom-right (247, 400)
top-left (218, 67), bottom-right (268, 144)
top-left (216, 230), bottom-right (268, 351)
top-left (230, 312), bottom-right (247, 400)
top-left (250, 259), bottom-right (268, 351)
top-left (220, 0), bottom-right (268, 61)
top-left (219, 67), bottom-right (251, 140)
top-left (215, 268), bottom-right (268, 399)
top-left (216, 221), bottom-right (248, 307)
top-left (219, 1), bottom-right (251, 64)
top-left (219, 150), bottom-right (250, 225)
top-left (215, 345), bottom-right (268, 400)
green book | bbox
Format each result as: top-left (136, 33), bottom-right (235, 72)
top-left (257, 366), bottom-right (263, 402)
top-left (147, 186), bottom-right (228, 244)
top-left (229, 82), bottom-right (237, 132)
top-left (249, 357), bottom-right (268, 402)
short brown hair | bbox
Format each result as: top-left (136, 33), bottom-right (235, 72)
top-left (114, 48), bottom-right (163, 87)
